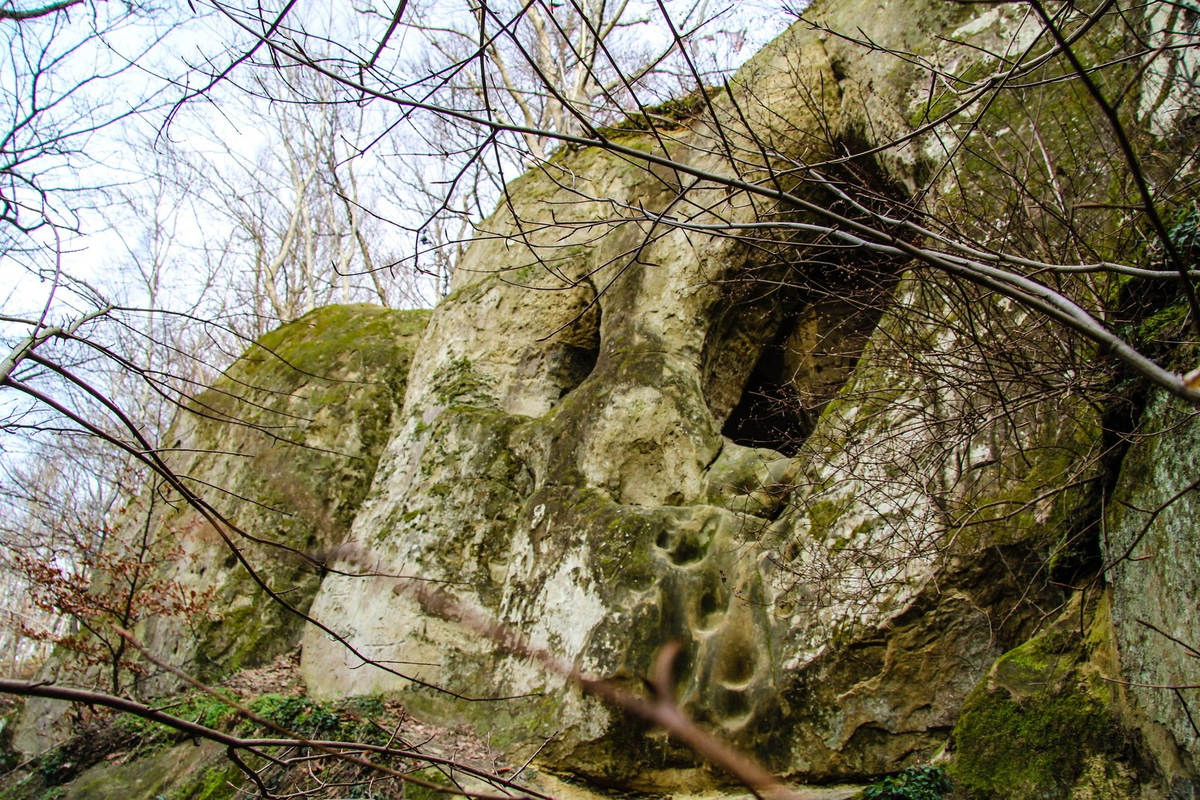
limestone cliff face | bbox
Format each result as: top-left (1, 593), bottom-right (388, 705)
top-left (18, 0), bottom-right (1200, 795)
top-left (1107, 393), bottom-right (1200, 785)
top-left (140, 305), bottom-right (430, 681)
top-left (294, 0), bottom-right (1198, 795)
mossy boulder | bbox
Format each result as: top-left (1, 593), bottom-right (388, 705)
top-left (13, 305), bottom-right (429, 755)
top-left (950, 596), bottom-right (1134, 799)
top-left (145, 304), bottom-right (430, 682)
top-left (953, 684), bottom-right (1120, 800)
top-left (62, 741), bottom-right (227, 800)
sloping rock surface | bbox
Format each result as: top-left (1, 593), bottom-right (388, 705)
top-left (14, 305), bottom-right (429, 754)
top-left (296, 0), bottom-right (1189, 791)
top-left (16, 0), bottom-right (1200, 796)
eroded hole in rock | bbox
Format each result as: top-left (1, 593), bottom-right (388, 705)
top-left (668, 534), bottom-right (707, 566)
top-left (522, 283), bottom-right (601, 407)
top-left (547, 342), bottom-right (599, 399)
top-left (713, 688), bottom-right (751, 723)
top-left (722, 296), bottom-right (883, 456)
top-left (695, 583), bottom-right (727, 629)
top-left (668, 642), bottom-right (694, 689)
top-left (716, 640), bottom-right (756, 686)
top-left (655, 524), bottom-right (712, 566)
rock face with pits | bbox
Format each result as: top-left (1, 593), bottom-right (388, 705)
top-left (298, 0), bottom-right (1192, 790)
top-left (16, 0), bottom-right (1200, 795)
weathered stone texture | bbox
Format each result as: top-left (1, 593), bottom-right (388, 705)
top-left (298, 0), bottom-right (1116, 789)
top-left (17, 0), bottom-right (1200, 796)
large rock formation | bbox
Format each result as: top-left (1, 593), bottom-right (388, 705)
top-left (140, 304), bottom-right (431, 681)
top-left (287, 0), bottom-right (1198, 796)
top-left (15, 0), bottom-right (1200, 796)
top-left (1107, 392), bottom-right (1200, 793)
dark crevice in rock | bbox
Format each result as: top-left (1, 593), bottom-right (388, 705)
top-left (509, 280), bottom-right (602, 410)
top-left (549, 342), bottom-right (600, 399)
top-left (722, 323), bottom-right (808, 456)
top-left (702, 280), bottom-right (793, 425)
top-left (1050, 380), bottom-right (1149, 587)
top-left (722, 293), bottom-right (884, 456)
top-left (551, 280), bottom-right (603, 401)
top-left (709, 128), bottom-right (908, 456)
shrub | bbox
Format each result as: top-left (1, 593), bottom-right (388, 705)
top-left (861, 765), bottom-right (952, 800)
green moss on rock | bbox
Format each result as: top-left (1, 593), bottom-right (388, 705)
top-left (949, 600), bottom-right (1132, 800)
top-left (145, 305), bottom-right (430, 683)
top-left (175, 761), bottom-right (244, 800)
top-left (952, 680), bottom-right (1117, 799)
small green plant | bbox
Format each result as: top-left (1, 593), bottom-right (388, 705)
top-left (343, 695), bottom-right (384, 717)
top-left (861, 765), bottom-right (952, 800)
top-left (246, 694), bottom-right (340, 737)
top-left (185, 693), bottom-right (239, 730)
top-left (156, 691), bottom-right (239, 732)
top-left (34, 750), bottom-right (70, 783)
top-left (1167, 202), bottom-right (1200, 264)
